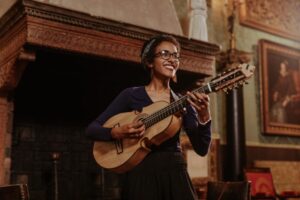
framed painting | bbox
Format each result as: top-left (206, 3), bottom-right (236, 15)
top-left (239, 0), bottom-right (300, 42)
top-left (259, 40), bottom-right (300, 136)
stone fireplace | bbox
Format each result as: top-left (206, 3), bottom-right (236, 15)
top-left (0, 0), bottom-right (220, 199)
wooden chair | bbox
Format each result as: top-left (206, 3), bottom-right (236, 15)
top-left (206, 181), bottom-right (251, 200)
top-left (0, 184), bottom-right (29, 200)
top-left (245, 167), bottom-right (300, 200)
top-left (244, 168), bottom-right (277, 200)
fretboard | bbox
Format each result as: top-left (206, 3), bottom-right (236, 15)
top-left (142, 83), bottom-right (212, 128)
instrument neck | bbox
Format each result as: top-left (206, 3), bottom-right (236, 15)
top-left (143, 83), bottom-right (212, 128)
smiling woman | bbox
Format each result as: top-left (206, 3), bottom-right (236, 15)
top-left (86, 34), bottom-right (212, 200)
top-left (146, 41), bottom-right (180, 84)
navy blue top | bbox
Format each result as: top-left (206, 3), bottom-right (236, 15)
top-left (86, 86), bottom-right (211, 156)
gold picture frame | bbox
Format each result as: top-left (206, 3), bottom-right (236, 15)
top-left (239, 0), bottom-right (300, 42)
top-left (259, 40), bottom-right (300, 136)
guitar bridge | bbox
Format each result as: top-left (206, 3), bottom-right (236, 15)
top-left (115, 139), bottom-right (123, 154)
top-left (113, 123), bottom-right (123, 154)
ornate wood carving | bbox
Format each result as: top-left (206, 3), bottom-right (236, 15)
top-left (0, 49), bottom-right (36, 93)
top-left (26, 16), bottom-right (142, 63)
top-left (239, 0), bottom-right (300, 41)
top-left (0, 0), bottom-right (220, 93)
top-left (180, 53), bottom-right (214, 75)
top-left (0, 16), bottom-right (35, 93)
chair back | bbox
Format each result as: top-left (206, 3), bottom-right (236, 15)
top-left (206, 181), bottom-right (251, 200)
top-left (0, 184), bottom-right (29, 200)
top-left (244, 168), bottom-right (277, 199)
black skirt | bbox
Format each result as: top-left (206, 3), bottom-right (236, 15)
top-left (121, 151), bottom-right (198, 200)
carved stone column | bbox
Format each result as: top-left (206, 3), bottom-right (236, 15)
top-left (187, 0), bottom-right (208, 41)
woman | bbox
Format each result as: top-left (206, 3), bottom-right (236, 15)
top-left (86, 34), bottom-right (212, 200)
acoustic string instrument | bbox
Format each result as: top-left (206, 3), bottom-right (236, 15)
top-left (93, 63), bottom-right (255, 173)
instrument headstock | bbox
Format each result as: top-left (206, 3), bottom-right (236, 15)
top-left (210, 63), bottom-right (255, 93)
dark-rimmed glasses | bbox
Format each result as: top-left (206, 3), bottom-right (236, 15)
top-left (154, 50), bottom-right (180, 61)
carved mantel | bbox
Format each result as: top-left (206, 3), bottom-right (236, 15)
top-left (0, 0), bottom-right (220, 94)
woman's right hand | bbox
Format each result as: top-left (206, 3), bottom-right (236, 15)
top-left (111, 120), bottom-right (145, 140)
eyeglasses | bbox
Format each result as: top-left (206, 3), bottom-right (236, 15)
top-left (154, 50), bottom-right (180, 61)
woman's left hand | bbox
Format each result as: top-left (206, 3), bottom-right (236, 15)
top-left (186, 91), bottom-right (211, 124)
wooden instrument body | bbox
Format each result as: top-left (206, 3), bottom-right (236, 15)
top-left (93, 101), bottom-right (182, 173)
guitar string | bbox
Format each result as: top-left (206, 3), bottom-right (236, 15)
top-left (143, 73), bottom-right (235, 127)
top-left (143, 70), bottom-right (243, 128)
top-left (143, 77), bottom-right (229, 127)
top-left (143, 86), bottom-right (207, 128)
top-left (143, 75), bottom-right (226, 127)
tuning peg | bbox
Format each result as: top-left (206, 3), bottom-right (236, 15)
top-left (223, 88), bottom-right (228, 94)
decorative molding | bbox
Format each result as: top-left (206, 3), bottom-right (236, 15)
top-left (180, 54), bottom-right (214, 75)
top-left (0, 17), bottom-right (27, 66)
top-left (0, 17), bottom-right (31, 93)
top-left (239, 0), bottom-right (300, 41)
top-left (26, 16), bottom-right (215, 75)
top-left (18, 0), bottom-right (220, 56)
top-left (26, 17), bottom-right (141, 63)
top-left (0, 0), bottom-right (221, 93)
top-left (0, 49), bottom-right (36, 93)
top-left (0, 60), bottom-right (17, 92)
top-left (246, 141), bottom-right (300, 149)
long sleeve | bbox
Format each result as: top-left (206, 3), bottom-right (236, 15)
top-left (182, 104), bottom-right (212, 156)
top-left (86, 88), bottom-right (132, 141)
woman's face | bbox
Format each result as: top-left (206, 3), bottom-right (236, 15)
top-left (279, 62), bottom-right (288, 76)
top-left (148, 41), bottom-right (180, 79)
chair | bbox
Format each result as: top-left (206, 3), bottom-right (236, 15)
top-left (244, 168), bottom-right (277, 200)
top-left (245, 167), bottom-right (300, 200)
top-left (0, 184), bottom-right (29, 200)
top-left (206, 181), bottom-right (251, 200)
